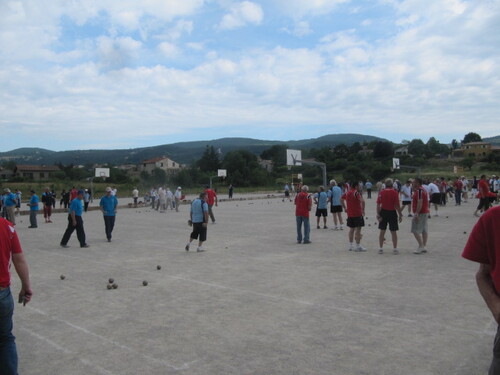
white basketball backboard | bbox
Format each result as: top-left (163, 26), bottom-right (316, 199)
top-left (218, 169), bottom-right (227, 178)
top-left (286, 149), bottom-right (302, 166)
top-left (392, 158), bottom-right (400, 170)
top-left (95, 168), bottom-right (110, 178)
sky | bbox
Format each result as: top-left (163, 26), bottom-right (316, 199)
top-left (0, 0), bottom-right (499, 152)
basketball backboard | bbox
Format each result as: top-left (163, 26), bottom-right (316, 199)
top-left (95, 168), bottom-right (110, 178)
top-left (286, 149), bottom-right (302, 166)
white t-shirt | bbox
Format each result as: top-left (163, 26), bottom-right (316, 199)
top-left (427, 183), bottom-right (440, 195)
top-left (400, 184), bottom-right (412, 201)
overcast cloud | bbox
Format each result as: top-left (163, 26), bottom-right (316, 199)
top-left (0, 0), bottom-right (499, 151)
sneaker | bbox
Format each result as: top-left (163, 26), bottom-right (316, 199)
top-left (355, 245), bottom-right (367, 252)
top-left (317, 225), bottom-right (320, 229)
top-left (185, 243), bottom-right (190, 252)
top-left (421, 248), bottom-right (427, 253)
top-left (107, 238), bottom-right (111, 242)
top-left (473, 212), bottom-right (480, 217)
top-left (297, 240), bottom-right (302, 244)
top-left (197, 247), bottom-right (206, 252)
top-left (393, 249), bottom-right (399, 255)
top-left (339, 225), bottom-right (343, 230)
top-left (348, 244), bottom-right (354, 251)
top-left (408, 214), bottom-right (413, 217)
top-left (334, 226), bottom-right (339, 231)
top-left (323, 226), bottom-right (328, 229)
top-left (81, 244), bottom-right (90, 248)
top-left (60, 244), bottom-right (70, 248)
top-left (303, 240), bottom-right (311, 244)
top-left (378, 249), bottom-right (383, 254)
top-left (414, 247), bottom-right (423, 254)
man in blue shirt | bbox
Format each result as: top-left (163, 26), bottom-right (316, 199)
top-left (99, 187), bottom-right (118, 242)
top-left (365, 180), bottom-right (373, 199)
top-left (3, 188), bottom-right (17, 226)
top-left (185, 192), bottom-right (209, 252)
top-left (60, 190), bottom-right (89, 248)
top-left (27, 190), bottom-right (39, 228)
top-left (328, 180), bottom-right (344, 231)
top-left (314, 186), bottom-right (329, 229)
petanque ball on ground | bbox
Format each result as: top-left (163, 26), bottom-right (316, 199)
top-left (60, 275), bottom-right (65, 280)
top-left (108, 278), bottom-right (114, 284)
top-left (107, 284), bottom-right (112, 290)
top-left (143, 280), bottom-right (148, 286)
top-left (112, 283), bottom-right (118, 289)
top-left (157, 265), bottom-right (161, 270)
top-left (464, 231), bottom-right (467, 234)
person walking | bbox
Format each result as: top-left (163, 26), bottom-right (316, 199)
top-left (341, 181), bottom-right (366, 252)
top-left (474, 174), bottom-right (496, 217)
top-left (60, 190), bottom-right (89, 248)
top-left (41, 187), bottom-right (54, 223)
top-left (100, 187), bottom-right (118, 242)
top-left (205, 186), bottom-right (218, 223)
top-left (0, 217), bottom-right (32, 375)
top-left (27, 190), bottom-right (39, 228)
top-left (185, 192), bottom-right (209, 252)
top-left (314, 186), bottom-right (328, 229)
top-left (462, 206), bottom-right (500, 374)
top-left (376, 179), bottom-right (403, 254)
top-left (411, 178), bottom-right (430, 254)
top-left (295, 185), bottom-right (312, 244)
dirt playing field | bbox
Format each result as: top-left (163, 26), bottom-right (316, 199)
top-left (10, 193), bottom-right (495, 374)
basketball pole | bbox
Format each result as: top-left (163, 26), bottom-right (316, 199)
top-left (293, 159), bottom-right (327, 187)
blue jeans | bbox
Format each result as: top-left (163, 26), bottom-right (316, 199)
top-left (296, 216), bottom-right (310, 243)
top-left (0, 287), bottom-right (18, 375)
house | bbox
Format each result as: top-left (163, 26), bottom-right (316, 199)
top-left (452, 142), bottom-right (500, 159)
top-left (0, 168), bottom-right (14, 180)
top-left (394, 145), bottom-right (410, 156)
top-left (140, 156), bottom-right (181, 174)
top-left (14, 164), bottom-right (60, 180)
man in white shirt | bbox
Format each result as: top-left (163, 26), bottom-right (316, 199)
top-left (427, 179), bottom-right (441, 216)
top-left (400, 180), bottom-right (413, 217)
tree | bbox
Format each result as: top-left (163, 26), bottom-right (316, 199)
top-left (461, 157), bottom-right (475, 171)
top-left (373, 141), bottom-right (394, 158)
top-left (343, 166), bottom-right (365, 184)
top-left (260, 145), bottom-right (288, 168)
top-left (462, 132), bottom-right (482, 144)
top-left (451, 139), bottom-right (459, 149)
top-left (197, 145), bottom-right (221, 172)
top-left (223, 150), bottom-right (265, 187)
top-left (407, 139), bottom-right (428, 157)
top-left (426, 137), bottom-right (449, 156)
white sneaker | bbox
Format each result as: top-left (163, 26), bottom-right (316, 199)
top-left (355, 245), bottom-right (367, 252)
top-left (414, 247), bottom-right (423, 254)
top-left (393, 248), bottom-right (399, 255)
top-left (378, 248), bottom-right (383, 254)
top-left (421, 247), bottom-right (427, 253)
top-left (197, 247), bottom-right (206, 252)
top-left (334, 226), bottom-right (339, 231)
top-left (348, 244), bottom-right (354, 251)
top-left (340, 225), bottom-right (343, 230)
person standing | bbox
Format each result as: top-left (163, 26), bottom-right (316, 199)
top-left (100, 187), bottom-right (118, 242)
top-left (365, 180), bottom-right (373, 199)
top-left (284, 183), bottom-right (290, 201)
top-left (376, 179), bottom-right (403, 254)
top-left (205, 186), bottom-right (218, 223)
top-left (314, 186), bottom-right (328, 229)
top-left (83, 189), bottom-right (90, 212)
top-left (27, 190), bottom-right (39, 228)
top-left (132, 187), bottom-right (139, 208)
top-left (400, 180), bottom-right (413, 217)
top-left (174, 187), bottom-right (182, 212)
top-left (411, 178), bottom-right (430, 254)
top-left (474, 175), bottom-right (496, 217)
top-left (341, 181), bottom-right (366, 252)
top-left (60, 190), bottom-right (89, 248)
top-left (453, 177), bottom-right (463, 206)
top-left (41, 187), bottom-right (54, 223)
top-left (461, 206), bottom-right (500, 374)
top-left (60, 189), bottom-right (70, 209)
top-left (166, 188), bottom-right (174, 210)
top-left (0, 217), bottom-right (32, 375)
top-left (14, 189), bottom-right (21, 216)
top-left (185, 192), bottom-right (209, 252)
top-left (428, 179), bottom-right (441, 216)
top-left (2, 189), bottom-right (17, 226)
top-left (295, 185), bottom-right (312, 244)
top-left (328, 180), bottom-right (344, 230)
top-left (228, 184), bottom-right (234, 199)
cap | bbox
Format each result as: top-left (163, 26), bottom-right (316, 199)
top-left (105, 187), bottom-right (112, 192)
top-left (177, 187), bottom-right (182, 189)
top-left (77, 189), bottom-right (85, 195)
top-left (30, 190), bottom-right (35, 194)
top-left (3, 188), bottom-right (10, 193)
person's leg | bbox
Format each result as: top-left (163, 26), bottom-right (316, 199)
top-left (390, 231), bottom-right (398, 249)
top-left (337, 212), bottom-right (344, 226)
top-left (30, 210), bottom-right (37, 227)
top-left (296, 216), bottom-right (303, 243)
top-left (0, 288), bottom-right (18, 375)
top-left (303, 217), bottom-right (310, 242)
top-left (104, 216), bottom-right (112, 240)
top-left (208, 205), bottom-right (215, 222)
top-left (332, 211), bottom-right (338, 227)
top-left (413, 233), bottom-right (423, 248)
top-left (422, 231), bottom-right (428, 248)
top-left (47, 206), bottom-right (52, 222)
top-left (379, 229), bottom-right (386, 249)
top-left (348, 227), bottom-right (355, 244)
top-left (108, 216), bottom-right (115, 239)
top-left (323, 214), bottom-right (327, 228)
top-left (490, 325), bottom-right (500, 375)
top-left (75, 216), bottom-right (87, 246)
top-left (354, 227), bottom-right (362, 245)
top-left (61, 215), bottom-right (75, 245)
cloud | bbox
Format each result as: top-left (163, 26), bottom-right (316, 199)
top-left (97, 36), bottom-right (142, 70)
top-left (282, 21), bottom-right (313, 37)
top-left (272, 0), bottom-right (350, 19)
top-left (218, 1), bottom-right (263, 30)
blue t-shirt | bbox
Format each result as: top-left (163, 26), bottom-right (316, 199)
top-left (4, 192), bottom-right (16, 207)
top-left (100, 195), bottom-right (118, 216)
top-left (191, 198), bottom-right (208, 223)
top-left (329, 186), bottom-right (342, 206)
top-left (315, 191), bottom-right (328, 209)
top-left (29, 194), bottom-right (39, 211)
top-left (69, 198), bottom-right (83, 216)
top-left (366, 182), bottom-right (373, 189)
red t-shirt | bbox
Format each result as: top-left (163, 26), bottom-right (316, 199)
top-left (377, 188), bottom-right (400, 211)
top-left (462, 206), bottom-right (500, 293)
top-left (205, 189), bottom-right (217, 205)
top-left (342, 188), bottom-right (363, 218)
top-left (454, 180), bottom-right (463, 190)
top-left (295, 191), bottom-right (312, 217)
top-left (0, 218), bottom-right (23, 288)
top-left (477, 179), bottom-right (494, 198)
top-left (412, 187), bottom-right (429, 214)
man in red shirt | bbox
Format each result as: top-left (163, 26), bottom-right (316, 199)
top-left (453, 177), bottom-right (463, 206)
top-left (474, 175), bottom-right (496, 217)
top-left (376, 179), bottom-right (403, 255)
top-left (204, 186), bottom-right (218, 223)
top-left (411, 178), bottom-right (430, 254)
top-left (295, 185), bottom-right (312, 244)
top-left (0, 217), bottom-right (32, 374)
top-left (341, 181), bottom-right (366, 252)
top-left (462, 206), bottom-right (500, 374)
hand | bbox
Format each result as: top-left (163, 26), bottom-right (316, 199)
top-left (413, 214), bottom-right (419, 222)
top-left (72, 220), bottom-right (77, 227)
top-left (398, 216), bottom-right (403, 223)
top-left (202, 222), bottom-right (208, 228)
top-left (19, 288), bottom-right (33, 306)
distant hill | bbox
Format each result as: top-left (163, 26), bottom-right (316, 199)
top-left (0, 133), bottom-right (387, 166)
top-left (484, 135), bottom-right (500, 145)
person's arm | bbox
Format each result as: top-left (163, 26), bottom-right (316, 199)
top-left (360, 194), bottom-right (365, 216)
top-left (414, 195), bottom-right (423, 221)
top-left (376, 202), bottom-right (381, 220)
top-left (12, 252), bottom-right (32, 305)
top-left (114, 197), bottom-right (118, 214)
top-left (215, 193), bottom-right (218, 207)
top-left (71, 209), bottom-right (77, 226)
top-left (477, 263), bottom-right (500, 324)
top-left (203, 203), bottom-right (209, 226)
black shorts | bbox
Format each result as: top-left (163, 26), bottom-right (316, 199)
top-left (331, 205), bottom-right (343, 213)
top-left (378, 209), bottom-right (399, 231)
top-left (315, 208), bottom-right (328, 217)
top-left (402, 201), bottom-right (411, 206)
top-left (347, 216), bottom-right (364, 228)
top-left (285, 191), bottom-right (290, 197)
top-left (430, 193), bottom-right (441, 204)
top-left (190, 222), bottom-right (207, 242)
